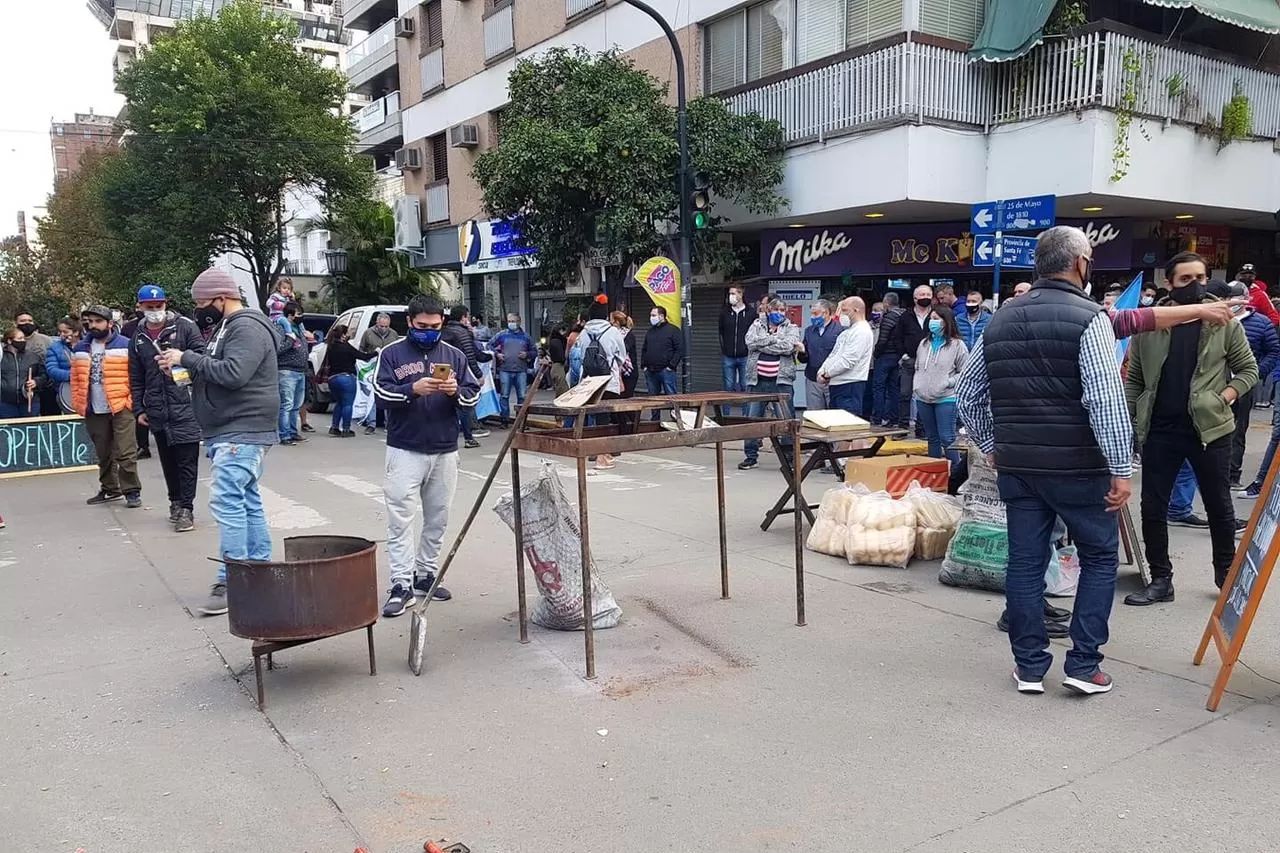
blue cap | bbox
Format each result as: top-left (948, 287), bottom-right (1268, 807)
top-left (137, 284), bottom-right (166, 302)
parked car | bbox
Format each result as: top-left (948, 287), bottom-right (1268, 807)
top-left (306, 304), bottom-right (407, 413)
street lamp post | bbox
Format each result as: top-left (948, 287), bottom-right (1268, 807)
top-left (618, 0), bottom-right (695, 393)
top-left (323, 248), bottom-right (349, 314)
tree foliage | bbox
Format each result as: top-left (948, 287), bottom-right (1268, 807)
top-left (0, 240), bottom-right (74, 331)
top-left (473, 47), bottom-right (786, 287)
top-left (109, 0), bottom-right (372, 307)
top-left (306, 199), bottom-right (444, 310)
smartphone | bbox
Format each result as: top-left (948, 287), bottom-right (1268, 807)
top-left (432, 363), bottom-right (453, 381)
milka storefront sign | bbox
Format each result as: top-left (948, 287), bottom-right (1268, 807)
top-left (769, 230), bottom-right (852, 274)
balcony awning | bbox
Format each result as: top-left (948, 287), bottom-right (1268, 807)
top-left (1140, 0), bottom-right (1280, 33)
top-left (967, 0), bottom-right (1057, 63)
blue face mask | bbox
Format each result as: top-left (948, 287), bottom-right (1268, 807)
top-left (409, 328), bottom-right (441, 348)
top-left (871, 311), bottom-right (883, 323)
top-left (507, 322), bottom-right (518, 331)
top-left (928, 319), bottom-right (944, 337)
top-left (650, 316), bottom-right (662, 327)
top-left (767, 312), bottom-right (786, 326)
top-left (809, 316), bottom-right (824, 329)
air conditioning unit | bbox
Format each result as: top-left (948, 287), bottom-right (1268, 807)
top-left (395, 15), bottom-right (415, 37)
top-left (449, 123), bottom-right (479, 148)
top-left (394, 146), bottom-right (422, 170)
top-left (394, 197), bottom-right (423, 249)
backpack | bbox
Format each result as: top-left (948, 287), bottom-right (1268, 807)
top-left (581, 330), bottom-right (611, 377)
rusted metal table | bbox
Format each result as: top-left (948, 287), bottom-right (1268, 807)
top-left (509, 391), bottom-right (804, 679)
top-left (761, 425), bottom-right (909, 531)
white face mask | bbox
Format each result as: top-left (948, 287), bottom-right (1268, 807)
top-left (838, 314), bottom-right (852, 328)
top-left (144, 310), bottom-right (165, 325)
top-left (1140, 296), bottom-right (1154, 307)
top-left (729, 294), bottom-right (742, 307)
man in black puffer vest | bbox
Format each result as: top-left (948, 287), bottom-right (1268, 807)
top-left (957, 226), bottom-right (1132, 698)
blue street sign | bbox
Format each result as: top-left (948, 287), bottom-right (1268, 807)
top-left (970, 194), bottom-right (1057, 233)
top-left (973, 234), bottom-right (998, 268)
top-left (999, 235), bottom-right (1037, 269)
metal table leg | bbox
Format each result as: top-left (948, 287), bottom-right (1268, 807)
top-left (792, 420), bottom-right (806, 627)
top-left (717, 441), bottom-right (729, 598)
top-left (512, 448), bottom-right (529, 644)
top-left (577, 455), bottom-right (596, 680)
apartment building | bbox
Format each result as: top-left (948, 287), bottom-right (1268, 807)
top-left (50, 113), bottom-right (123, 183)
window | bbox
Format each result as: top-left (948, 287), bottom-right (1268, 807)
top-left (428, 133), bottom-right (448, 182)
top-left (420, 0), bottom-right (443, 52)
top-left (704, 0), bottom-right (904, 93)
top-left (489, 109), bottom-right (504, 146)
top-left (918, 0), bottom-right (982, 44)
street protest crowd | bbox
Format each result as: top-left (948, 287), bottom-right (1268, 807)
top-left (3, 225), bottom-right (1276, 694)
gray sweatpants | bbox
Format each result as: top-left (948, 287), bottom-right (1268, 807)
top-left (384, 446), bottom-right (459, 589)
top-left (805, 377), bottom-right (830, 412)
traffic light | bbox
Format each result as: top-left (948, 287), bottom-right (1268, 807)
top-left (690, 171), bottom-right (711, 230)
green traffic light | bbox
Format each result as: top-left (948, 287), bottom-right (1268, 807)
top-left (693, 210), bottom-right (709, 229)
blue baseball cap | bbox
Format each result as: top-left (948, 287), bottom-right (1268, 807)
top-left (137, 284), bottom-right (166, 302)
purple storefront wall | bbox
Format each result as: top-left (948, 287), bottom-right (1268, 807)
top-left (759, 219), bottom-right (1135, 278)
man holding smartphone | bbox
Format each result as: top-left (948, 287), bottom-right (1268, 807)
top-left (374, 294), bottom-right (481, 617)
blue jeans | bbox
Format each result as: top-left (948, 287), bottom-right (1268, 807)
top-left (998, 472), bottom-right (1118, 679)
top-left (207, 442), bottom-right (271, 582)
top-left (915, 400), bottom-right (960, 467)
top-left (744, 378), bottom-right (794, 462)
top-left (871, 354), bottom-right (900, 424)
top-left (278, 370), bottom-right (305, 440)
top-left (498, 370), bottom-right (527, 421)
top-left (829, 381), bottom-right (866, 417)
top-left (1251, 401), bottom-right (1280, 486)
top-left (722, 356), bottom-right (748, 415)
top-left (1168, 460), bottom-right (1198, 520)
top-left (328, 373), bottom-right (356, 432)
top-left (645, 368), bottom-right (677, 420)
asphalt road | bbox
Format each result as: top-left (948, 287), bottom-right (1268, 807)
top-left (3, 415), bottom-right (1280, 852)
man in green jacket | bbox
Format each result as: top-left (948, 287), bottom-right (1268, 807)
top-left (1124, 251), bottom-right (1259, 605)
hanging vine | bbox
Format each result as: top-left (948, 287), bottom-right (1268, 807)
top-left (1045, 0), bottom-right (1088, 36)
top-left (1218, 83), bottom-right (1253, 151)
top-left (1110, 46), bottom-right (1151, 183)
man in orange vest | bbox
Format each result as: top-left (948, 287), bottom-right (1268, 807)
top-left (72, 305), bottom-right (142, 508)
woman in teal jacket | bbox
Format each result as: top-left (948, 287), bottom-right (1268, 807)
top-left (44, 317), bottom-right (78, 412)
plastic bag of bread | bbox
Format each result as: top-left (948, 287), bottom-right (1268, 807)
top-left (902, 482), bottom-right (962, 560)
top-left (845, 491), bottom-right (916, 568)
top-left (804, 486), bottom-right (868, 558)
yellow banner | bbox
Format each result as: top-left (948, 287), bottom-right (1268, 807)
top-left (633, 256), bottom-right (682, 328)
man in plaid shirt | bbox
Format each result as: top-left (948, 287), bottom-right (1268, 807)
top-left (958, 226), bottom-right (1132, 697)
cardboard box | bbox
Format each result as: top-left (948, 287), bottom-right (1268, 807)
top-left (845, 454), bottom-right (949, 497)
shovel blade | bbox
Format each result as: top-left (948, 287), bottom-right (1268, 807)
top-left (408, 608), bottom-right (427, 675)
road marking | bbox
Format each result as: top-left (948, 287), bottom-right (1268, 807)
top-left (259, 484), bottom-right (329, 530)
top-left (319, 473), bottom-right (385, 505)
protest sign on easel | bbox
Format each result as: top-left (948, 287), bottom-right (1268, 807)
top-left (1194, 450), bottom-right (1280, 711)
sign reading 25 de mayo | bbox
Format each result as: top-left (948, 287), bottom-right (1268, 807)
top-left (459, 218), bottom-right (539, 275)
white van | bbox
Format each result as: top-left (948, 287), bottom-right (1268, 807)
top-left (306, 304), bottom-right (407, 413)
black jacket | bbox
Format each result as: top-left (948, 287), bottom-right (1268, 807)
top-left (128, 313), bottom-right (206, 444)
top-left (547, 334), bottom-right (567, 365)
top-left (621, 327), bottom-right (639, 396)
top-left (719, 305), bottom-right (754, 358)
top-left (441, 319), bottom-right (489, 380)
top-left (275, 318), bottom-right (310, 373)
top-left (642, 321), bottom-right (683, 371)
top-left (0, 346), bottom-right (47, 407)
top-left (981, 279), bottom-right (1108, 476)
top-left (873, 307), bottom-right (904, 358)
top-left (886, 308), bottom-right (931, 361)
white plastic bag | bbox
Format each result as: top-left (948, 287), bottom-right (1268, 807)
top-left (845, 491), bottom-right (916, 568)
top-left (493, 461), bottom-right (622, 630)
top-left (902, 482), bottom-right (962, 560)
top-left (805, 485), bottom-right (869, 559)
top-left (1044, 544), bottom-right (1080, 597)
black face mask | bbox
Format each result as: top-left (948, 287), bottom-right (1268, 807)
top-left (967, 304), bottom-right (980, 314)
top-left (194, 303), bottom-right (224, 330)
top-left (1169, 282), bottom-right (1204, 305)
top-left (16, 323), bottom-right (36, 336)
top-left (10, 341), bottom-right (26, 354)
top-left (915, 298), bottom-right (932, 309)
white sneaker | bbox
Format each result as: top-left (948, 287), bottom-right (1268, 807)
top-left (1012, 668), bottom-right (1045, 694)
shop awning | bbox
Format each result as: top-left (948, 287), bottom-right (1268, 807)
top-left (1141, 0), bottom-right (1280, 33)
top-left (967, 0), bottom-right (1057, 63)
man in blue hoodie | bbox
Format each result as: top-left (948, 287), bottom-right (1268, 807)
top-left (375, 293), bottom-right (481, 617)
top-left (491, 312), bottom-right (536, 427)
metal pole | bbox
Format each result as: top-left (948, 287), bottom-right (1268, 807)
top-left (620, 0), bottom-right (694, 392)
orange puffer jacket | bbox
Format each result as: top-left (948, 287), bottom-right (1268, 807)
top-left (71, 334), bottom-right (133, 416)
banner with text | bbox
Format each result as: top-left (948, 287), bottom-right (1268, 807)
top-left (0, 415), bottom-right (98, 479)
top-left (634, 257), bottom-right (683, 327)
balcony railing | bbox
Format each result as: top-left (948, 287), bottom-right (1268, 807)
top-left (483, 4), bottom-right (514, 62)
top-left (352, 90), bottom-right (400, 133)
top-left (347, 18), bottom-right (395, 76)
top-left (566, 0), bottom-right (602, 17)
top-left (284, 258), bottom-right (327, 276)
top-left (724, 28), bottom-right (1280, 146)
top-left (421, 46), bottom-right (444, 94)
top-left (425, 180), bottom-right (450, 224)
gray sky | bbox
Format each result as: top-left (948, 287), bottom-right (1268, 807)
top-left (0, 0), bottom-right (123, 240)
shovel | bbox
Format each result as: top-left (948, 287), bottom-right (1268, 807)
top-left (408, 366), bottom-right (548, 675)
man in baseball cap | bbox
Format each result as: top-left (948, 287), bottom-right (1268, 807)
top-left (156, 268), bottom-right (281, 615)
top-left (72, 305), bottom-right (142, 508)
top-left (1237, 263), bottom-right (1278, 324)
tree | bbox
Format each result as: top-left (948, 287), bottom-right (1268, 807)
top-left (0, 240), bottom-right (73, 330)
top-left (38, 148), bottom-right (205, 313)
top-left (472, 47), bottom-right (786, 287)
top-left (109, 0), bottom-right (372, 308)
top-left (306, 199), bottom-right (444, 310)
